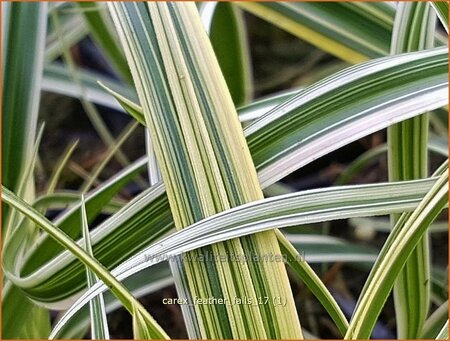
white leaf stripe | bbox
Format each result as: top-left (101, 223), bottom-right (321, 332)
top-left (110, 2), bottom-right (301, 338)
top-left (388, 3), bottom-right (437, 338)
top-left (48, 177), bottom-right (441, 336)
top-left (8, 47), bottom-right (447, 306)
top-left (246, 47), bottom-right (448, 187)
top-left (345, 166), bottom-right (448, 339)
top-left (81, 196), bottom-right (110, 340)
top-left (2, 187), bottom-right (169, 340)
top-left (15, 177), bottom-right (436, 286)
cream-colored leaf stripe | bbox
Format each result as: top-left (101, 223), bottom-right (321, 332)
top-left (388, 3), bottom-right (437, 338)
top-left (108, 2), bottom-right (301, 338)
top-left (46, 177), bottom-right (442, 338)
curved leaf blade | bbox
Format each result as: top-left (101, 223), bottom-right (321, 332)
top-left (48, 177), bottom-right (442, 335)
top-left (1, 187), bottom-right (169, 340)
top-left (81, 196), bottom-right (110, 340)
top-left (345, 165), bottom-right (448, 339)
top-left (388, 3), bottom-right (437, 337)
top-left (246, 47), bottom-right (448, 188)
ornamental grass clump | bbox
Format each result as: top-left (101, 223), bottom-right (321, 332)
top-left (2, 1), bottom-right (448, 339)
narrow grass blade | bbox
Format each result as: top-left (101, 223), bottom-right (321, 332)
top-left (57, 263), bottom-right (172, 339)
top-left (45, 12), bottom-right (87, 62)
top-left (201, 2), bottom-right (253, 105)
top-left (98, 82), bottom-right (146, 125)
top-left (431, 2), bottom-right (449, 33)
top-left (2, 2), bottom-right (47, 194)
top-left (42, 63), bottom-right (137, 113)
top-left (47, 177), bottom-right (443, 332)
top-left (388, 3), bottom-right (437, 337)
top-left (76, 2), bottom-right (132, 83)
top-left (286, 233), bottom-right (378, 264)
top-left (345, 165), bottom-right (448, 339)
top-left (81, 195), bottom-right (110, 340)
top-left (101, 47), bottom-right (449, 188)
top-left (108, 2), bottom-right (302, 338)
top-left (80, 120), bottom-right (139, 193)
top-left (278, 231), bottom-right (349, 336)
top-left (7, 175), bottom-right (439, 306)
top-left (236, 2), bottom-right (393, 62)
top-left (18, 157), bottom-right (147, 277)
top-left (46, 140), bottom-right (79, 195)
top-left (246, 47), bottom-right (448, 187)
top-left (436, 321), bottom-right (449, 340)
top-left (49, 8), bottom-right (134, 173)
top-left (422, 301), bottom-right (449, 339)
top-left (1, 187), bottom-right (169, 340)
top-left (4, 124), bottom-right (45, 243)
top-left (33, 191), bottom-right (123, 216)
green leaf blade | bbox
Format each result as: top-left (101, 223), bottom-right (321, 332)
top-left (77, 2), bottom-right (132, 83)
top-left (48, 177), bottom-right (442, 336)
top-left (2, 2), bottom-right (47, 193)
top-left (1, 186), bottom-right (169, 340)
top-left (345, 164), bottom-right (449, 339)
top-left (388, 3), bottom-right (438, 338)
top-left (81, 195), bottom-right (110, 340)
top-left (108, 2), bottom-right (302, 338)
top-left (203, 2), bottom-right (253, 106)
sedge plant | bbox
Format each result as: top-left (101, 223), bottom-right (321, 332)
top-left (2, 1), bottom-right (448, 339)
